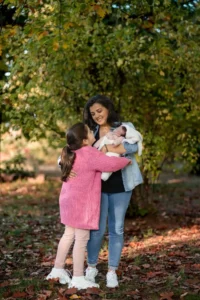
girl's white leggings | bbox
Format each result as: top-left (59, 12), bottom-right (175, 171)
top-left (54, 226), bottom-right (90, 276)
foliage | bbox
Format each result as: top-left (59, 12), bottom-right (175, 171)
top-left (1, 0), bottom-right (200, 181)
top-left (0, 153), bottom-right (35, 181)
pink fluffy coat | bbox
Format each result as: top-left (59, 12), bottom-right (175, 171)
top-left (59, 146), bottom-right (130, 230)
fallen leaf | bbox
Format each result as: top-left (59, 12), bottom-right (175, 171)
top-left (116, 269), bottom-right (122, 276)
top-left (46, 277), bottom-right (59, 283)
top-left (180, 292), bottom-right (188, 299)
top-left (0, 281), bottom-right (10, 287)
top-left (86, 287), bottom-right (100, 294)
top-left (126, 290), bottom-right (140, 295)
top-left (37, 295), bottom-right (47, 300)
top-left (12, 291), bottom-right (28, 298)
top-left (26, 285), bottom-right (35, 295)
top-left (65, 288), bottom-right (78, 295)
top-left (192, 264), bottom-right (200, 270)
top-left (41, 262), bottom-right (53, 266)
top-left (131, 265), bottom-right (141, 271)
top-left (142, 264), bottom-right (150, 269)
top-left (147, 271), bottom-right (164, 278)
top-left (168, 251), bottom-right (186, 257)
top-left (69, 295), bottom-right (81, 299)
top-left (160, 291), bottom-right (174, 300)
top-left (58, 288), bottom-right (66, 295)
top-left (43, 290), bottom-right (52, 297)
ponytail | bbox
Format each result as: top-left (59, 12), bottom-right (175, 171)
top-left (60, 122), bottom-right (88, 181)
top-left (60, 145), bottom-right (76, 182)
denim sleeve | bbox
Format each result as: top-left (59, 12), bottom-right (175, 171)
top-left (122, 141), bottom-right (138, 155)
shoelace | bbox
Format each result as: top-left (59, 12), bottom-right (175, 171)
top-left (63, 269), bottom-right (72, 278)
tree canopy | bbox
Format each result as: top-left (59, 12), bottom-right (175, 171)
top-left (1, 0), bottom-right (200, 180)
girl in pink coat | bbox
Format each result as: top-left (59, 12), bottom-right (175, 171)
top-left (46, 122), bottom-right (131, 290)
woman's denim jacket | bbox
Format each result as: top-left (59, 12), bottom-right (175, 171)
top-left (94, 122), bottom-right (143, 191)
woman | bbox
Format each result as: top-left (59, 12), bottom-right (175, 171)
top-left (83, 95), bottom-right (143, 288)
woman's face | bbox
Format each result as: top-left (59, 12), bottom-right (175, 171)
top-left (89, 103), bottom-right (109, 126)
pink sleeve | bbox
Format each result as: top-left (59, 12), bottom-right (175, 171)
top-left (90, 147), bottom-right (130, 172)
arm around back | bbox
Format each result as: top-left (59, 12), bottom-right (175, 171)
top-left (90, 147), bottom-right (130, 173)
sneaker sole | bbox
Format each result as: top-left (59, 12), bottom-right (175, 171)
top-left (70, 284), bottom-right (99, 289)
top-left (59, 279), bottom-right (71, 284)
top-left (46, 276), bottom-right (71, 285)
top-left (85, 277), bottom-right (96, 283)
top-left (106, 283), bottom-right (119, 288)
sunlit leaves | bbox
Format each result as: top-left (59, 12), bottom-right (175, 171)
top-left (1, 0), bottom-right (200, 177)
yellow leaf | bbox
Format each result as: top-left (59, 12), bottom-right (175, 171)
top-left (94, 5), bottom-right (106, 18)
top-left (70, 295), bottom-right (81, 299)
top-left (166, 114), bottom-right (172, 120)
top-left (162, 109), bottom-right (168, 114)
top-left (62, 43), bottom-right (68, 49)
top-left (38, 31), bottom-right (48, 40)
top-left (9, 27), bottom-right (17, 36)
top-left (53, 42), bottom-right (59, 51)
top-left (160, 70), bottom-right (165, 76)
top-left (117, 59), bottom-right (123, 67)
top-left (64, 22), bottom-right (73, 30)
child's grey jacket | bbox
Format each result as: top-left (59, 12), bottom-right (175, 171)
top-left (94, 122), bottom-right (143, 191)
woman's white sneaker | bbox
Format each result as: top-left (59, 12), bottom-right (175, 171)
top-left (85, 267), bottom-right (98, 283)
top-left (46, 267), bottom-right (71, 284)
top-left (106, 271), bottom-right (119, 288)
top-left (69, 276), bottom-right (99, 290)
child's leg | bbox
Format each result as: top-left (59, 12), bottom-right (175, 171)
top-left (54, 226), bottom-right (75, 268)
top-left (73, 228), bottom-right (90, 276)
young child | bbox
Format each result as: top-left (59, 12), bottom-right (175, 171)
top-left (46, 122), bottom-right (131, 290)
top-left (93, 124), bottom-right (143, 181)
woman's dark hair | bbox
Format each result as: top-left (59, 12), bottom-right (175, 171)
top-left (83, 95), bottom-right (120, 130)
top-left (60, 122), bottom-right (88, 181)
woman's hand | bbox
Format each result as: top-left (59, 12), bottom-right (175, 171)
top-left (68, 170), bottom-right (77, 179)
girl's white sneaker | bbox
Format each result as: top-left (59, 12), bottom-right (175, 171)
top-left (46, 267), bottom-right (71, 284)
top-left (106, 271), bottom-right (119, 288)
top-left (69, 276), bottom-right (99, 290)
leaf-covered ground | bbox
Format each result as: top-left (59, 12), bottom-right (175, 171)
top-left (0, 178), bottom-right (200, 300)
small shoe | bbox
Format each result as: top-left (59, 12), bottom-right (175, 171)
top-left (46, 267), bottom-right (71, 284)
top-left (106, 271), bottom-right (119, 288)
top-left (69, 276), bottom-right (99, 290)
top-left (85, 267), bottom-right (98, 283)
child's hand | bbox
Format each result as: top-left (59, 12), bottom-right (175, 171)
top-left (100, 145), bottom-right (107, 154)
top-left (68, 170), bottom-right (77, 179)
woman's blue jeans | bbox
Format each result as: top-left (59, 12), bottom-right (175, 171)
top-left (87, 191), bottom-right (132, 269)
